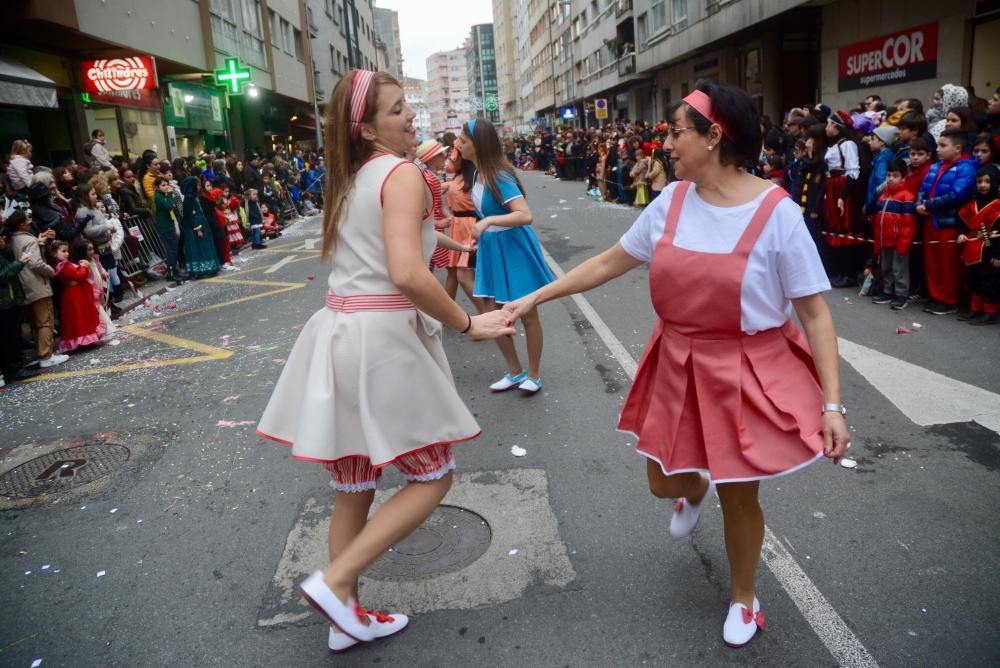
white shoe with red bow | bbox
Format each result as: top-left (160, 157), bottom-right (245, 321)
top-left (328, 609), bottom-right (409, 653)
top-left (668, 478), bottom-right (715, 538)
top-left (723, 597), bottom-right (764, 647)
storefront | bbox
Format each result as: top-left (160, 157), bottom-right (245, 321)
top-left (163, 80), bottom-right (229, 158)
top-left (80, 56), bottom-right (167, 162)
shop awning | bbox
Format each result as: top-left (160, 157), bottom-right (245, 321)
top-left (0, 57), bottom-right (58, 109)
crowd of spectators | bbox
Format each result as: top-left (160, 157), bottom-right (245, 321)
top-left (0, 137), bottom-right (327, 387)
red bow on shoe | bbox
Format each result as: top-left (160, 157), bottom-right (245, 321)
top-left (741, 608), bottom-right (766, 629)
top-left (365, 608), bottom-right (395, 624)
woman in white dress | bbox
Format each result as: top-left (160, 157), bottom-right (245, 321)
top-left (257, 69), bottom-right (513, 651)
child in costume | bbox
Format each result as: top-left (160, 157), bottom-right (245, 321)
top-left (71, 237), bottom-right (115, 336)
top-left (47, 239), bottom-right (105, 352)
top-left (245, 189), bottom-right (267, 249)
top-left (225, 195), bottom-right (246, 252)
top-left (957, 165), bottom-right (1000, 325)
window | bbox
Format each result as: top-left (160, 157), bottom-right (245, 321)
top-left (209, 0), bottom-right (240, 55)
top-left (637, 12), bottom-right (647, 46)
top-left (268, 9), bottom-right (279, 47)
top-left (240, 0), bottom-right (266, 69)
top-left (281, 18), bottom-right (292, 54)
top-left (651, 0), bottom-right (666, 31)
top-left (330, 45), bottom-right (338, 73)
top-left (293, 27), bottom-right (303, 61)
top-left (671, 0), bottom-right (687, 28)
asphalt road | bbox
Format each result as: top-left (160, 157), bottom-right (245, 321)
top-left (1, 172), bottom-right (998, 668)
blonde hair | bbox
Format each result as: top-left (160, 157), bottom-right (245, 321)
top-left (10, 139), bottom-right (30, 158)
top-left (321, 69), bottom-right (401, 258)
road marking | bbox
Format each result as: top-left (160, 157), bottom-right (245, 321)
top-left (302, 237), bottom-right (320, 250)
top-left (264, 255), bottom-right (298, 273)
top-left (540, 246), bottom-right (880, 668)
top-left (838, 337), bottom-right (1000, 434)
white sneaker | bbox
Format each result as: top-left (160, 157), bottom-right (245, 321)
top-left (39, 354), bottom-right (70, 368)
top-left (490, 371), bottom-right (526, 392)
top-left (0, 374), bottom-right (5, 388)
top-left (518, 376), bottom-right (543, 393)
top-left (669, 477), bottom-right (715, 538)
top-left (299, 571), bottom-right (375, 642)
top-left (327, 610), bottom-right (409, 653)
top-left (723, 597), bottom-right (763, 647)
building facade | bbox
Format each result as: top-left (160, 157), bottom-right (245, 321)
top-left (468, 24), bottom-right (501, 124)
top-left (0, 0), bottom-right (377, 164)
top-left (401, 76), bottom-right (432, 140)
top-left (521, 0), bottom-right (997, 131)
top-left (425, 42), bottom-right (472, 137)
top-left (492, 0), bottom-right (520, 131)
top-left (373, 7), bottom-right (403, 81)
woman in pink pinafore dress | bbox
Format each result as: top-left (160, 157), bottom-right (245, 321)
top-left (504, 82), bottom-right (851, 648)
top-left (258, 70), bottom-right (513, 653)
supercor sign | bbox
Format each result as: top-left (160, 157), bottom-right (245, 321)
top-left (838, 22), bottom-right (938, 92)
top-left (80, 56), bottom-right (158, 93)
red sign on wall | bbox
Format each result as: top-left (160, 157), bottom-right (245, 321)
top-left (81, 56), bottom-right (158, 93)
top-left (838, 23), bottom-right (938, 92)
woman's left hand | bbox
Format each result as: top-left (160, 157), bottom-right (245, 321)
top-left (822, 412), bottom-right (850, 464)
top-left (471, 219), bottom-right (489, 240)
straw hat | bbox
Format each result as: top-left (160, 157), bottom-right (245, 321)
top-left (416, 140), bottom-right (446, 164)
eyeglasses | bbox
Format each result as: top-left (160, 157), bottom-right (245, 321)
top-left (667, 126), bottom-right (693, 139)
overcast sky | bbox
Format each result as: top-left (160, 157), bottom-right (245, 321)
top-left (374, 0), bottom-right (495, 81)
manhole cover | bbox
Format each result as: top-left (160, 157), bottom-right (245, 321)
top-left (367, 505), bottom-right (491, 581)
top-left (0, 443), bottom-right (130, 498)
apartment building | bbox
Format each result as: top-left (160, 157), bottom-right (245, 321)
top-left (532, 0), bottom-right (996, 128)
top-left (492, 0), bottom-right (520, 129)
top-left (401, 76), bottom-right (432, 140)
top-left (425, 42), bottom-right (472, 137)
top-left (468, 24), bottom-right (501, 124)
top-left (373, 7), bottom-right (403, 81)
top-left (0, 0), bottom-right (376, 164)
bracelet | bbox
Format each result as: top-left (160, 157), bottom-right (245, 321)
top-left (460, 311), bottom-right (472, 334)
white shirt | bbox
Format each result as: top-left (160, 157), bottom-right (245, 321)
top-left (824, 139), bottom-right (860, 179)
top-left (619, 181), bottom-right (830, 334)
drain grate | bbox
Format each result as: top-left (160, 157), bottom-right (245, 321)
top-left (0, 443), bottom-right (130, 498)
top-left (366, 505), bottom-right (491, 581)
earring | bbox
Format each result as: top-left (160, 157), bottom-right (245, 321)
top-left (708, 145), bottom-right (715, 151)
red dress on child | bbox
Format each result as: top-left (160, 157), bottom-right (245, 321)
top-left (55, 260), bottom-right (106, 352)
top-left (420, 166), bottom-right (451, 269)
top-left (225, 196), bottom-right (246, 249)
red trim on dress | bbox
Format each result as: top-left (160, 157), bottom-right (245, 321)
top-left (325, 291), bottom-right (414, 312)
top-left (256, 427), bottom-right (482, 468)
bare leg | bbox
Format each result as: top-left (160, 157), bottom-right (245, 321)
top-left (521, 306), bottom-right (543, 378)
top-left (486, 297), bottom-right (522, 375)
top-left (646, 460), bottom-right (709, 502)
top-left (457, 268), bottom-right (487, 313)
top-left (445, 268), bottom-right (459, 301)
top-left (327, 489), bottom-right (375, 631)
top-left (323, 474), bottom-right (453, 600)
top-left (716, 481), bottom-right (763, 610)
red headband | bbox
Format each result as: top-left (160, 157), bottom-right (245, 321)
top-left (349, 70), bottom-right (375, 142)
top-left (682, 90), bottom-right (733, 140)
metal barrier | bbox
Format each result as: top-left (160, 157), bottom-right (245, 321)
top-left (118, 213), bottom-right (169, 278)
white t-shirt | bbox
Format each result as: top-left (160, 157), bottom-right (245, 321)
top-left (824, 139), bottom-right (860, 179)
top-left (619, 181), bottom-right (830, 334)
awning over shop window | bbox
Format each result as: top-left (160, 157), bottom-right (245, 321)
top-left (0, 57), bottom-right (58, 109)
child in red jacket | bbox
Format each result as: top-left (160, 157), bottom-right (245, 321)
top-left (868, 159), bottom-right (918, 309)
top-left (47, 240), bottom-right (105, 352)
top-left (957, 165), bottom-right (1000, 325)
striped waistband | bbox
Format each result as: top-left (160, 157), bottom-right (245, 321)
top-left (325, 291), bottom-right (414, 312)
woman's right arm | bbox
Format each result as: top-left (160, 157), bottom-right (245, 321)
top-left (503, 243), bottom-right (643, 321)
top-left (383, 163), bottom-right (513, 340)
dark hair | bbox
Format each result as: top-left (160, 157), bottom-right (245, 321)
top-left (75, 183), bottom-right (95, 204)
top-left (806, 123), bottom-right (829, 167)
top-left (69, 237), bottom-right (92, 263)
top-left (91, 129), bottom-right (103, 138)
top-left (678, 80), bottom-right (761, 170)
top-left (3, 209), bottom-right (27, 234)
top-left (940, 128), bottom-right (968, 148)
top-left (462, 118), bottom-right (525, 206)
top-left (887, 158), bottom-right (908, 176)
top-left (904, 98), bottom-right (924, 114)
top-left (45, 239), bottom-right (69, 266)
top-left (908, 138), bottom-right (931, 154)
top-left (153, 176), bottom-right (168, 187)
top-left (897, 112), bottom-right (928, 135)
top-left (946, 106), bottom-right (976, 132)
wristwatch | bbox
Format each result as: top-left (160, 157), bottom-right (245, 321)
top-left (822, 403), bottom-right (847, 415)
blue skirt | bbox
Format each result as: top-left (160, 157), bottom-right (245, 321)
top-left (473, 226), bottom-right (554, 303)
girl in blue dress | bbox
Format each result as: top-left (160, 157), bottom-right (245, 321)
top-left (456, 118), bottom-right (554, 393)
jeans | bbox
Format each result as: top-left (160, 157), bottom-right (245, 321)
top-left (158, 227), bottom-right (179, 272)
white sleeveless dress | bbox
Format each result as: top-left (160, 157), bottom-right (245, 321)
top-left (257, 154), bottom-right (481, 465)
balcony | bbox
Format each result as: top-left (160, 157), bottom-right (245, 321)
top-left (618, 52), bottom-right (635, 77)
top-left (615, 0), bottom-right (633, 17)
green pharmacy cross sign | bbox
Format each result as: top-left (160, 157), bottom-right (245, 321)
top-left (214, 58), bottom-right (252, 94)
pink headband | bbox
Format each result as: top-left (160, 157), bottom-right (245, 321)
top-left (683, 90), bottom-right (733, 140)
top-left (349, 70), bottom-right (375, 142)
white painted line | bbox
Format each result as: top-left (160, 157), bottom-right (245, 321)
top-left (264, 255), bottom-right (298, 274)
top-left (838, 337), bottom-right (1000, 434)
top-left (303, 237), bottom-right (320, 250)
top-left (540, 246), bottom-right (879, 668)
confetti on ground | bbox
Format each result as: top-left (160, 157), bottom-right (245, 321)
top-left (272, 358), bottom-right (286, 364)
top-left (510, 445), bottom-right (527, 457)
top-left (840, 458), bottom-right (858, 469)
top-left (911, 322), bottom-right (923, 329)
top-left (559, 199), bottom-right (567, 203)
top-left (217, 420), bottom-right (256, 428)
top-left (550, 214), bottom-right (558, 218)
top-left (306, 275), bottom-right (316, 281)
top-left (25, 571), bottom-right (31, 575)
top-left (110, 508), bottom-right (118, 513)
top-left (108, 339), bottom-right (121, 346)
top-left (895, 326), bottom-right (913, 335)
top-left (41, 564), bottom-right (50, 570)
top-left (223, 395), bottom-right (241, 403)
top-left (127, 404), bottom-right (136, 408)
top-left (31, 660), bottom-right (42, 668)
top-left (89, 359), bottom-right (101, 365)
top-left (508, 549), bottom-right (518, 556)
top-left (80, 506), bottom-right (86, 510)
top-left (97, 570), bottom-right (106, 577)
